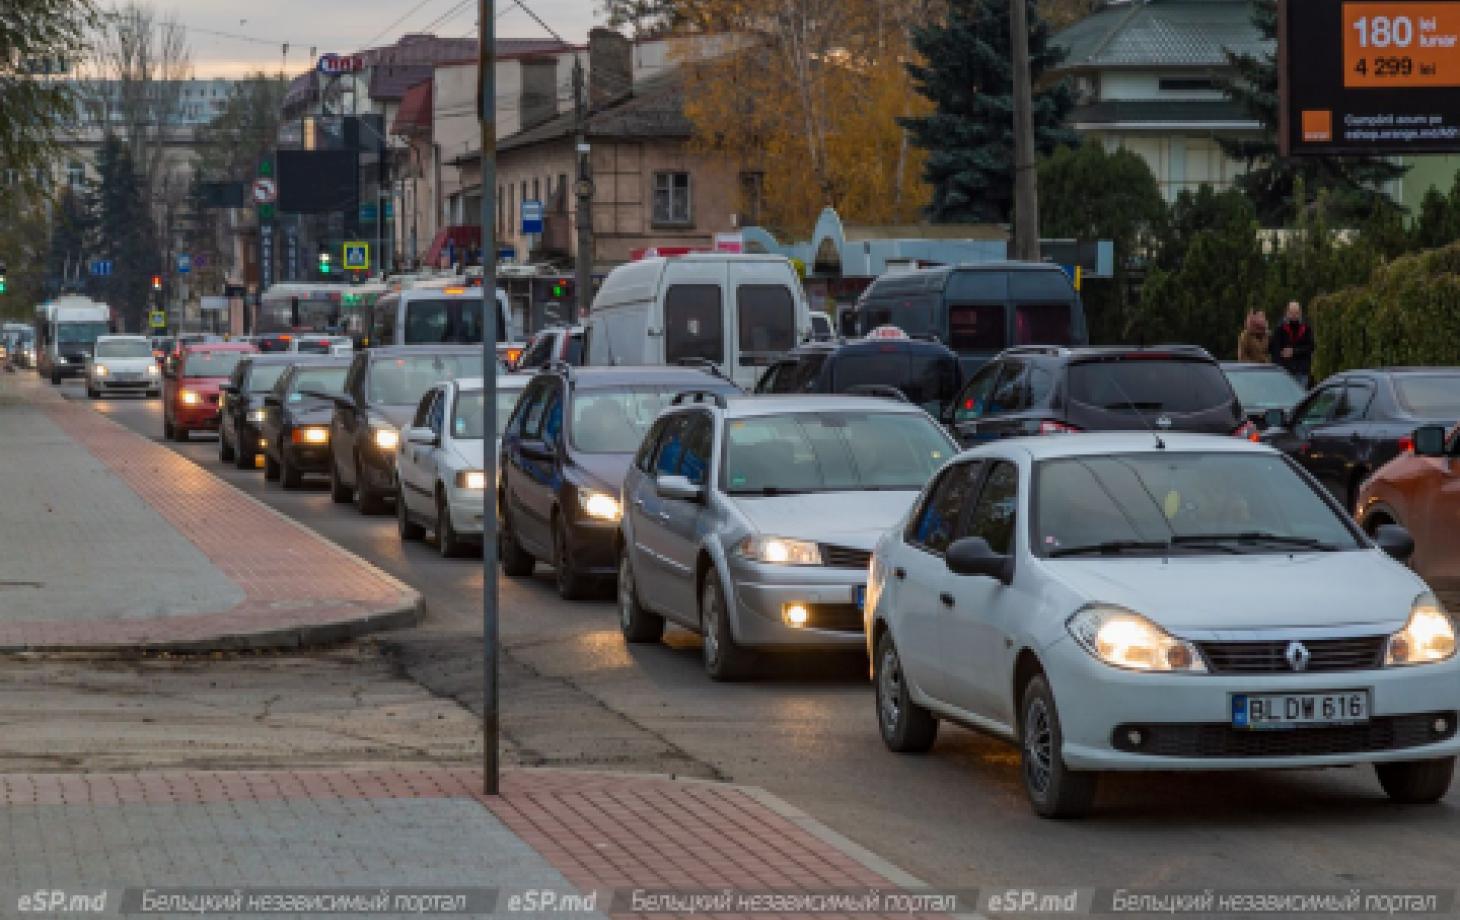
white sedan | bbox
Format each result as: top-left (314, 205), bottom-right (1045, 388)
top-left (867, 432), bottom-right (1459, 818)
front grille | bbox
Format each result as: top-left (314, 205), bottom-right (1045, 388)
top-left (1198, 636), bottom-right (1387, 673)
top-left (800, 604), bottom-right (863, 632)
top-left (1112, 712), bottom-right (1456, 758)
top-left (820, 544), bottom-right (872, 569)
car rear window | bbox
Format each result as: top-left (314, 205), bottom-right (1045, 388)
top-left (830, 351), bottom-right (960, 411)
top-left (184, 350), bottom-right (247, 378)
top-left (1393, 374), bottom-right (1460, 418)
top-left (1068, 358), bottom-right (1234, 414)
top-left (1225, 367), bottom-right (1307, 410)
top-left (948, 305), bottom-right (1007, 351)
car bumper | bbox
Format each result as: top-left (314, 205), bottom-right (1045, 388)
top-left (1043, 636), bottom-right (1460, 770)
top-left (173, 404), bottom-right (220, 428)
top-left (93, 375), bottom-right (157, 391)
top-left (564, 518), bottom-right (618, 576)
top-left (449, 489), bottom-right (487, 537)
top-left (284, 442), bottom-right (333, 474)
top-left (358, 449), bottom-right (397, 493)
top-left (53, 364), bottom-right (84, 378)
top-left (728, 559), bottom-right (868, 650)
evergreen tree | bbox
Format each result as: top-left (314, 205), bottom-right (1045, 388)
top-left (901, 0), bottom-right (1076, 224)
top-left (44, 187), bottom-right (92, 295)
top-left (1220, 0), bottom-right (1406, 225)
top-left (91, 133), bottom-right (156, 330)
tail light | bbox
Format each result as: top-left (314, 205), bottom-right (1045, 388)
top-left (1399, 434), bottom-right (1415, 454)
top-left (504, 347), bottom-right (523, 367)
top-left (1038, 420), bottom-right (1081, 435)
top-left (1233, 420), bottom-right (1260, 442)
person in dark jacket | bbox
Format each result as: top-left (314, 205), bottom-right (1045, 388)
top-left (1272, 301), bottom-right (1315, 387)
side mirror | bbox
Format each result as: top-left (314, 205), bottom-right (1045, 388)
top-left (262, 394), bottom-right (281, 407)
top-left (519, 439), bottom-right (554, 461)
top-left (945, 536), bottom-right (1014, 585)
top-left (405, 426), bottom-right (438, 447)
top-left (1412, 425), bottom-right (1447, 458)
top-left (656, 474), bottom-right (703, 501)
top-left (1374, 523), bottom-right (1416, 563)
top-left (1263, 407), bottom-right (1286, 430)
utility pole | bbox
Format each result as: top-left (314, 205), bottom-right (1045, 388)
top-left (1010, 0), bottom-right (1040, 262)
top-left (477, 0), bottom-right (500, 798)
top-left (573, 58), bottom-right (593, 320)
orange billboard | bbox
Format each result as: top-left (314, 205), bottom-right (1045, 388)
top-left (1343, 2), bottom-right (1460, 87)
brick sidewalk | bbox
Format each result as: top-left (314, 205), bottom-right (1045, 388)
top-left (0, 766), bottom-right (941, 919)
top-left (0, 380), bottom-right (421, 651)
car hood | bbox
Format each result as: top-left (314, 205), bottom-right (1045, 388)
top-left (289, 404), bottom-right (334, 426)
top-left (91, 357), bottom-right (153, 372)
top-left (1042, 551), bottom-right (1423, 635)
top-left (732, 490), bottom-right (920, 548)
top-left (451, 438), bottom-right (485, 470)
top-left (373, 405), bottom-right (416, 430)
top-left (573, 452), bottom-right (634, 494)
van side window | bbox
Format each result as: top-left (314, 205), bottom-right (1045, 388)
top-left (664, 284), bottom-right (724, 364)
top-left (948, 304), bottom-right (1007, 351)
top-left (373, 296), bottom-right (398, 345)
top-left (736, 285), bottom-right (795, 354)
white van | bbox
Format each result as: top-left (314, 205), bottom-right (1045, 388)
top-left (367, 281), bottom-right (522, 364)
top-left (582, 254), bottom-right (810, 389)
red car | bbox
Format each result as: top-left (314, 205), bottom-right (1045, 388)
top-left (163, 342), bottom-right (257, 442)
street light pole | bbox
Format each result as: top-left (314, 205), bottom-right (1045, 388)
top-left (1010, 0), bottom-right (1040, 262)
top-left (477, 0), bottom-right (500, 797)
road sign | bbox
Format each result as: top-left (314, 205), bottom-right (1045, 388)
top-left (317, 53), bottom-right (365, 75)
top-left (251, 178), bottom-right (277, 205)
top-left (177, 253), bottom-right (191, 274)
top-left (87, 260), bottom-right (113, 277)
top-left (1281, 0), bottom-right (1460, 154)
top-left (521, 199), bottom-right (544, 235)
top-left (342, 242), bottom-right (370, 272)
top-left (194, 254), bottom-right (209, 270)
top-left (148, 310), bottom-right (166, 329)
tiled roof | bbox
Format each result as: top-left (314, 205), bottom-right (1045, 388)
top-left (498, 69), bottom-right (688, 153)
top-left (1069, 98), bottom-right (1260, 126)
top-left (1054, 0), bottom-right (1271, 69)
top-left (391, 80), bottom-right (433, 135)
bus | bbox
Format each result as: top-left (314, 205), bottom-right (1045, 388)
top-left (255, 283), bottom-right (350, 335)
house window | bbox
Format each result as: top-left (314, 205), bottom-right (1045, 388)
top-left (1158, 77), bottom-right (1217, 93)
top-left (738, 171), bottom-right (764, 226)
top-left (66, 160), bottom-right (85, 188)
top-left (532, 177), bottom-right (540, 202)
top-left (557, 173), bottom-right (567, 209)
top-left (653, 171), bottom-right (692, 226)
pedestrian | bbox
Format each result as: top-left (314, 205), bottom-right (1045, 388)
top-left (1271, 300), bottom-right (1315, 387)
top-left (1237, 310), bottom-right (1271, 363)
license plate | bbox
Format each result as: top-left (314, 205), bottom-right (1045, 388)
top-left (853, 585), bottom-right (866, 611)
top-left (1231, 690), bottom-right (1370, 730)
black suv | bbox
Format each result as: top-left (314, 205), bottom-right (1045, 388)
top-left (949, 345), bottom-right (1249, 445)
top-left (219, 354), bottom-right (326, 470)
top-left (326, 345), bottom-right (489, 514)
top-left (754, 335), bottom-right (963, 419)
top-left (498, 365), bottom-right (741, 600)
top-left (260, 358), bottom-right (352, 488)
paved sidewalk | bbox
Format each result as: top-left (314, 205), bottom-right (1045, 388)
top-left (0, 375), bottom-right (421, 651)
top-left (0, 766), bottom-right (941, 919)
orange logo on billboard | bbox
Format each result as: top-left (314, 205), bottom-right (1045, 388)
top-left (1302, 109), bottom-right (1334, 142)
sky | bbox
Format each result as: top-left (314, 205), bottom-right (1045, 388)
top-left (149, 0), bottom-right (602, 78)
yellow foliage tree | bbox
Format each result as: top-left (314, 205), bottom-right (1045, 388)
top-left (677, 0), bottom-right (939, 237)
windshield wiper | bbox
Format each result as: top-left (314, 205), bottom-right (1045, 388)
top-left (1048, 540), bottom-right (1171, 558)
top-left (728, 486), bottom-right (815, 496)
top-left (1170, 532), bottom-right (1341, 551)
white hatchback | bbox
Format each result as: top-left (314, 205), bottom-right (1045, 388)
top-left (867, 433), bottom-right (1459, 817)
top-left (87, 334), bottom-right (161, 399)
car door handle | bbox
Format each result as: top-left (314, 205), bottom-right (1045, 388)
top-left (939, 592), bottom-right (955, 607)
top-left (894, 567), bottom-right (906, 580)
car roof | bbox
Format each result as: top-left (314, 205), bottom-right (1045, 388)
top-left (542, 366), bottom-right (739, 388)
top-left (1220, 362), bottom-right (1289, 371)
top-left (366, 344), bottom-right (486, 358)
top-left (998, 344), bottom-right (1215, 362)
top-left (496, 372), bottom-right (533, 388)
top-left (245, 353), bottom-right (344, 366)
top-left (184, 342), bottom-right (255, 352)
top-left (719, 394), bottom-right (935, 417)
top-left (960, 431), bottom-right (1276, 463)
top-left (1332, 367), bottom-right (1460, 376)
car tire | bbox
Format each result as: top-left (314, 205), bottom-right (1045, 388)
top-left (148, 389), bottom-right (161, 399)
top-left (235, 442), bottom-right (255, 470)
top-left (498, 504), bottom-right (536, 577)
top-left (354, 456), bottom-right (387, 515)
top-left (437, 491), bottom-right (472, 558)
top-left (701, 572), bottom-right (754, 681)
top-left (874, 631), bottom-right (938, 753)
top-left (1375, 757), bottom-right (1455, 804)
top-left (280, 450), bottom-right (302, 490)
top-left (618, 550), bottom-right (664, 643)
top-left (87, 385), bottom-right (98, 399)
top-left (162, 418), bottom-right (175, 441)
top-left (50, 370), bottom-right (60, 385)
top-left (1020, 674), bottom-right (1097, 819)
top-left (219, 428), bottom-right (236, 463)
top-left (328, 454), bottom-right (353, 504)
top-left (552, 517), bottom-right (592, 600)
top-left (263, 451), bottom-right (281, 482)
top-left (398, 488), bottom-right (425, 541)
top-left (172, 424), bottom-right (189, 443)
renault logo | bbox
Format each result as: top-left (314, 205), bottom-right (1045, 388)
top-left (1285, 641), bottom-right (1311, 672)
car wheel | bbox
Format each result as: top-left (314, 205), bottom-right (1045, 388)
top-left (498, 504), bottom-right (536, 577)
top-left (263, 451), bottom-right (281, 482)
top-left (875, 631), bottom-right (938, 753)
top-left (397, 487), bottom-right (425, 541)
top-left (1020, 674), bottom-right (1097, 819)
top-left (234, 441), bottom-right (255, 471)
top-left (1376, 757), bottom-right (1455, 804)
top-left (219, 428), bottom-right (236, 463)
top-left (552, 518), bottom-right (592, 600)
top-left (50, 370), bottom-right (60, 385)
top-left (280, 450), bottom-right (302, 489)
top-left (87, 385), bottom-right (98, 399)
top-left (618, 550), bottom-right (664, 643)
top-left (328, 454), bottom-right (353, 504)
top-left (148, 389), bottom-right (161, 399)
top-left (437, 491), bottom-right (472, 558)
top-left (172, 424), bottom-right (189, 443)
top-left (162, 418), bottom-right (175, 441)
top-left (354, 456), bottom-right (387, 515)
top-left (701, 572), bottom-right (754, 681)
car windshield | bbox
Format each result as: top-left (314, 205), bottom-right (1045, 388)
top-left (185, 350), bottom-right (247, 378)
top-left (452, 390), bottom-right (487, 439)
top-left (1393, 374), bottom-right (1460, 418)
top-left (1034, 453), bottom-right (1363, 557)
top-left (1068, 358), bottom-right (1233, 414)
top-left (58, 322), bottom-right (110, 345)
top-left (367, 353), bottom-right (485, 405)
top-left (723, 412), bottom-right (953, 494)
top-left (290, 366), bottom-right (348, 398)
top-left (248, 364), bottom-right (289, 392)
top-left (403, 298), bottom-right (502, 344)
top-left (1225, 367), bottom-right (1307, 410)
top-left (95, 339), bottom-right (152, 359)
top-left (570, 388), bottom-right (687, 454)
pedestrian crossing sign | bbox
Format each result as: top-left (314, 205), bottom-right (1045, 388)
top-left (343, 242), bottom-right (370, 272)
top-left (148, 310), bottom-right (166, 329)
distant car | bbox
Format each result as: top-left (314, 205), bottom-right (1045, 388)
top-left (259, 359), bottom-right (352, 488)
top-left (218, 354), bottom-right (323, 470)
top-left (253, 333), bottom-right (353, 356)
top-left (1263, 368), bottom-right (1460, 510)
top-left (396, 378), bottom-right (490, 557)
top-left (492, 372), bottom-right (532, 457)
top-left (808, 311), bottom-right (835, 341)
top-left (86, 335), bottom-right (161, 399)
top-left (325, 345), bottom-right (490, 514)
top-left (516, 325), bottom-right (584, 371)
top-left (948, 345), bottom-right (1251, 446)
top-left (1221, 362), bottom-right (1307, 431)
top-left (869, 432), bottom-right (1454, 818)
top-left (618, 394), bottom-right (957, 680)
top-left (754, 331), bottom-right (963, 420)
top-left (151, 337), bottom-right (175, 364)
top-left (162, 342), bottom-right (257, 441)
top-left (498, 365), bottom-right (741, 599)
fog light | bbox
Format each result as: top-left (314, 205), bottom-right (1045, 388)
top-left (258, 438), bottom-right (268, 448)
top-left (1126, 728), bottom-right (1144, 748)
top-left (1435, 718), bottom-right (1450, 735)
top-left (783, 603), bottom-right (810, 627)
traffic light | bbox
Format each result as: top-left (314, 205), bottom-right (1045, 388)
top-left (151, 274), bottom-right (162, 291)
top-left (318, 247), bottom-right (332, 275)
top-left (549, 278), bottom-right (572, 300)
top-left (0, 264), bottom-right (7, 295)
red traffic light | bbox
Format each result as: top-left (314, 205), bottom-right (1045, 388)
top-left (150, 275), bottom-right (162, 290)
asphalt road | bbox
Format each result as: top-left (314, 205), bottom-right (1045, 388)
top-left (70, 381), bottom-right (1460, 892)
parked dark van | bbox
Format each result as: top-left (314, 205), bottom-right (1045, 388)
top-left (853, 262), bottom-right (1086, 373)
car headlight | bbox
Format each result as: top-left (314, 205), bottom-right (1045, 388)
top-left (247, 408), bottom-right (267, 423)
top-left (57, 355), bottom-right (68, 364)
top-left (578, 489), bottom-right (621, 521)
top-left (1067, 605), bottom-right (1206, 673)
top-left (372, 427), bottom-right (399, 450)
top-left (1386, 594), bottom-right (1456, 666)
top-left (146, 363), bottom-right (160, 375)
top-left (736, 535), bottom-right (823, 566)
top-left (456, 470), bottom-right (488, 491)
top-left (292, 426), bottom-right (329, 445)
top-left (94, 364), bottom-right (109, 377)
top-left (179, 389), bottom-right (201, 405)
